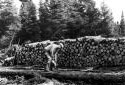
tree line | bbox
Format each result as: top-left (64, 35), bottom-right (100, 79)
top-left (0, 0), bottom-right (123, 48)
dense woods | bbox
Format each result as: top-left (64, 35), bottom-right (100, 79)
top-left (0, 0), bottom-right (119, 48)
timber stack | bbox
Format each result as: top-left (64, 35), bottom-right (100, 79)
top-left (3, 36), bottom-right (125, 69)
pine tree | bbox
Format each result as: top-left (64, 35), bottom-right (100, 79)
top-left (63, 0), bottom-right (86, 38)
top-left (79, 0), bottom-right (101, 36)
top-left (98, 1), bottom-right (113, 37)
top-left (17, 0), bottom-right (41, 44)
top-left (0, 0), bottom-right (17, 38)
top-left (120, 11), bottom-right (125, 36)
top-left (39, 0), bottom-right (104, 39)
top-left (39, 0), bottom-right (51, 40)
top-left (39, 0), bottom-right (90, 39)
top-left (111, 22), bottom-right (120, 37)
top-left (0, 0), bottom-right (19, 48)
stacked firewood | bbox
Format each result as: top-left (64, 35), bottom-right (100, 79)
top-left (57, 37), bottom-right (125, 69)
top-left (4, 37), bottom-right (125, 69)
top-left (16, 43), bottom-right (48, 67)
top-left (3, 42), bottom-right (48, 68)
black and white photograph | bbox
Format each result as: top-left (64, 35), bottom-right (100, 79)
top-left (0, 0), bottom-right (125, 85)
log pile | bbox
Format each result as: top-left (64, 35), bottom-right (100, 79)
top-left (3, 42), bottom-right (48, 68)
top-left (15, 43), bottom-right (47, 68)
top-left (58, 37), bottom-right (125, 68)
top-left (4, 36), bottom-right (125, 69)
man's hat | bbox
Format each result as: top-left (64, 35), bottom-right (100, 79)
top-left (60, 43), bottom-right (64, 48)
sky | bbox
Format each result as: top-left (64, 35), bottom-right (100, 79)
top-left (95, 0), bottom-right (125, 22)
top-left (13, 0), bottom-right (125, 22)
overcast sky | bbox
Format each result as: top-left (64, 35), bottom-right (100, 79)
top-left (13, 0), bottom-right (125, 22)
top-left (95, 0), bottom-right (125, 22)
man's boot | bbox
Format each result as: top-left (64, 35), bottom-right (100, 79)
top-left (45, 63), bottom-right (50, 72)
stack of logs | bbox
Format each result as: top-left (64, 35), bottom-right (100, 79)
top-left (4, 37), bottom-right (125, 69)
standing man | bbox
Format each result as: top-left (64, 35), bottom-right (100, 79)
top-left (44, 41), bottom-right (64, 71)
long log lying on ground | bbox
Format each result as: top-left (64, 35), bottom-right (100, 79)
top-left (0, 67), bottom-right (53, 84)
top-left (0, 67), bottom-right (35, 79)
top-left (38, 70), bottom-right (125, 83)
top-left (0, 67), bottom-right (125, 83)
